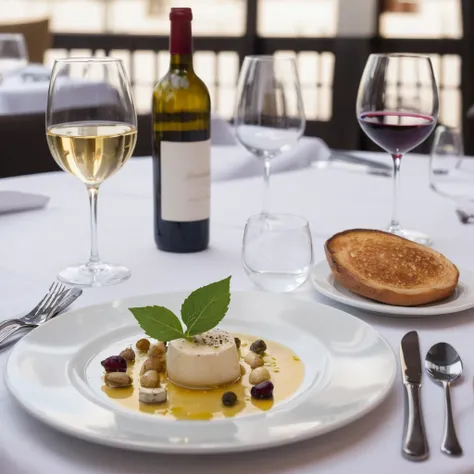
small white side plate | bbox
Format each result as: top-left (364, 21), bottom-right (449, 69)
top-left (6, 291), bottom-right (396, 454)
top-left (310, 260), bottom-right (474, 317)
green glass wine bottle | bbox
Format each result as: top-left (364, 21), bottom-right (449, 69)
top-left (152, 7), bottom-right (211, 253)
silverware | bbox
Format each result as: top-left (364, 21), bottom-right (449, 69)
top-left (0, 286), bottom-right (82, 346)
top-left (400, 331), bottom-right (429, 461)
top-left (0, 282), bottom-right (65, 331)
top-left (50, 287), bottom-right (82, 316)
top-left (456, 209), bottom-right (474, 224)
top-left (425, 342), bottom-right (463, 456)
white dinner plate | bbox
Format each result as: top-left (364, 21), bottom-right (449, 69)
top-left (6, 291), bottom-right (396, 454)
top-left (311, 260), bottom-right (474, 317)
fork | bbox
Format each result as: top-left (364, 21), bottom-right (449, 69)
top-left (0, 282), bottom-right (66, 344)
top-left (0, 288), bottom-right (82, 346)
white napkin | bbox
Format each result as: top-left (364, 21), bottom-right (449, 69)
top-left (0, 191), bottom-right (49, 215)
top-left (211, 136), bottom-right (331, 181)
top-left (211, 114), bottom-right (236, 146)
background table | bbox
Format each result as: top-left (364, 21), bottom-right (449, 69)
top-left (1, 149), bottom-right (474, 473)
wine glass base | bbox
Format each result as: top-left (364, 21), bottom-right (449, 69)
top-left (58, 262), bottom-right (131, 288)
top-left (386, 227), bottom-right (433, 247)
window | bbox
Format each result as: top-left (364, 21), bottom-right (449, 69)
top-left (258, 0), bottom-right (338, 37)
top-left (0, 0), bottom-right (247, 35)
top-left (379, 0), bottom-right (463, 128)
top-left (380, 0), bottom-right (462, 38)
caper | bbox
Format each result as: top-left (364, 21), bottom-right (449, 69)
top-left (140, 370), bottom-right (160, 388)
top-left (105, 372), bottom-right (132, 388)
top-left (136, 338), bottom-right (150, 352)
top-left (119, 347), bottom-right (135, 362)
top-left (222, 391), bottom-right (238, 407)
top-left (244, 351), bottom-right (264, 369)
top-left (250, 339), bottom-right (267, 355)
top-left (249, 366), bottom-right (271, 385)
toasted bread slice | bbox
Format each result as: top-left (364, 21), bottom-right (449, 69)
top-left (325, 229), bottom-right (459, 306)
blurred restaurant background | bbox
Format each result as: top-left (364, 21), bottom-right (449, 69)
top-left (0, 0), bottom-right (471, 177)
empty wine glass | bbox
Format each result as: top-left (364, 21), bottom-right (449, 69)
top-left (357, 54), bottom-right (438, 245)
top-left (46, 58), bottom-right (137, 287)
top-left (242, 213), bottom-right (313, 293)
top-left (430, 125), bottom-right (474, 210)
top-left (234, 56), bottom-right (305, 213)
top-left (0, 33), bottom-right (28, 81)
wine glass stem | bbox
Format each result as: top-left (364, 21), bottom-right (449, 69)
top-left (390, 154), bottom-right (402, 232)
top-left (87, 185), bottom-right (101, 266)
top-left (262, 158), bottom-right (271, 214)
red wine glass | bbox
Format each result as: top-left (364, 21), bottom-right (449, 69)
top-left (356, 54), bottom-right (438, 245)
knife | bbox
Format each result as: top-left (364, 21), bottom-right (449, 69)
top-left (400, 331), bottom-right (429, 461)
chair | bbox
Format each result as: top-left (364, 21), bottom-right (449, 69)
top-left (0, 111), bottom-right (152, 178)
top-left (0, 17), bottom-right (51, 63)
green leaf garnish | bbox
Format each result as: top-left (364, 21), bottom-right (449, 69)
top-left (129, 306), bottom-right (184, 341)
top-left (181, 276), bottom-right (231, 338)
top-left (129, 276), bottom-right (232, 342)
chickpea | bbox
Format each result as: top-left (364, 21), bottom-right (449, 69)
top-left (105, 372), bottom-right (132, 388)
top-left (140, 356), bottom-right (163, 375)
top-left (158, 354), bottom-right (167, 373)
top-left (148, 341), bottom-right (166, 357)
top-left (244, 351), bottom-right (264, 369)
top-left (140, 370), bottom-right (160, 388)
top-left (119, 347), bottom-right (135, 362)
top-left (249, 367), bottom-right (271, 385)
top-left (136, 338), bottom-right (150, 352)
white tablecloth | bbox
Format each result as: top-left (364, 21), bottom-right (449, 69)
top-left (1, 149), bottom-right (474, 474)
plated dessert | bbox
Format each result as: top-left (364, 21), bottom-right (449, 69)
top-left (6, 288), bottom-right (397, 453)
top-left (325, 229), bottom-right (459, 306)
top-left (99, 276), bottom-right (304, 420)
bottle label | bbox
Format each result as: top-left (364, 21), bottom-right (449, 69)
top-left (161, 139), bottom-right (211, 222)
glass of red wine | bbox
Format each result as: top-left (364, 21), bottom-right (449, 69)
top-left (356, 54), bottom-right (438, 245)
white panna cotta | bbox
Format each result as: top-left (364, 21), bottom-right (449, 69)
top-left (166, 329), bottom-right (241, 389)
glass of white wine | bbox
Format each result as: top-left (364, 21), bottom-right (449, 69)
top-left (46, 58), bottom-right (137, 287)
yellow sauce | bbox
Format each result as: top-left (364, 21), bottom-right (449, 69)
top-left (102, 334), bottom-right (304, 420)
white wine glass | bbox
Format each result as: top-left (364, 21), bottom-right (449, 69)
top-left (46, 58), bottom-right (137, 287)
top-left (234, 56), bottom-right (305, 213)
top-left (0, 33), bottom-right (28, 81)
top-left (430, 125), bottom-right (474, 214)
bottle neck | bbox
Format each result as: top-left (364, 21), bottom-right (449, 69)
top-left (169, 20), bottom-right (193, 70)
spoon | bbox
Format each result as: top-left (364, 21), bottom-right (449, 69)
top-left (425, 342), bottom-right (463, 456)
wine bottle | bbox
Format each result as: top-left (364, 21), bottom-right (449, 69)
top-left (152, 7), bottom-right (211, 253)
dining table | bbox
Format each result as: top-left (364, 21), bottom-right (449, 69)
top-left (0, 143), bottom-right (473, 474)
